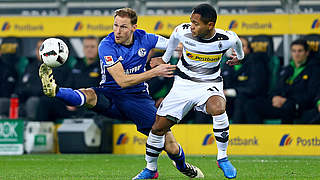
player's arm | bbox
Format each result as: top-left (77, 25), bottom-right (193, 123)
top-left (107, 62), bottom-right (176, 88)
top-left (226, 31), bottom-right (244, 66)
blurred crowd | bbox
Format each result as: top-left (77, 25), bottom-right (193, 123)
top-left (0, 34), bottom-right (320, 124)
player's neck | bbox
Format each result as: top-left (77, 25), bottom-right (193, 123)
top-left (123, 34), bottom-right (134, 46)
top-left (203, 29), bottom-right (216, 40)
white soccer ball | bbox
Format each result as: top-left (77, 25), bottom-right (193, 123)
top-left (39, 38), bottom-right (69, 68)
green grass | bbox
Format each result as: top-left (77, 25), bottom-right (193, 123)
top-left (0, 154), bottom-right (320, 179)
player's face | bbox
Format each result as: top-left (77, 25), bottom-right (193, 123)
top-left (113, 16), bottom-right (137, 45)
top-left (190, 13), bottom-right (211, 39)
top-left (291, 44), bottom-right (309, 64)
top-left (83, 39), bottom-right (98, 60)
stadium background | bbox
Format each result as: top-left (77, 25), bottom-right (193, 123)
top-left (0, 0), bottom-right (319, 157)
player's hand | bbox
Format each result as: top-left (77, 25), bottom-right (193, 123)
top-left (226, 49), bottom-right (242, 66)
top-left (272, 96), bottom-right (287, 108)
top-left (317, 104), bottom-right (320, 112)
top-left (150, 57), bottom-right (165, 68)
top-left (153, 64), bottom-right (176, 77)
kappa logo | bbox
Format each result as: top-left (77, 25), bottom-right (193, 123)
top-left (2, 22), bottom-right (10, 31)
top-left (154, 21), bottom-right (164, 30)
top-left (279, 134), bottom-right (293, 146)
top-left (228, 20), bottom-right (238, 30)
top-left (74, 22), bottom-right (83, 31)
top-left (202, 134), bottom-right (215, 145)
top-left (311, 19), bottom-right (320, 29)
top-left (116, 133), bottom-right (129, 145)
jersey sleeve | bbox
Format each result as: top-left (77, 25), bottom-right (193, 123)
top-left (227, 30), bottom-right (244, 60)
top-left (98, 41), bottom-right (120, 68)
top-left (162, 26), bottom-right (181, 63)
top-left (145, 33), bottom-right (162, 49)
top-left (154, 35), bottom-right (168, 50)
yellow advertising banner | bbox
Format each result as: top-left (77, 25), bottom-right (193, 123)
top-left (113, 124), bottom-right (320, 155)
top-left (1, 14), bottom-right (320, 37)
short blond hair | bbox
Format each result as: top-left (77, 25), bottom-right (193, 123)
top-left (114, 8), bottom-right (137, 25)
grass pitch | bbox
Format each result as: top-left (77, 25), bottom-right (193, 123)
top-left (0, 154), bottom-right (319, 179)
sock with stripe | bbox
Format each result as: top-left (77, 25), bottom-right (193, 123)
top-left (212, 112), bottom-right (229, 160)
top-left (145, 131), bottom-right (165, 171)
top-left (167, 144), bottom-right (186, 171)
top-left (56, 88), bottom-right (86, 106)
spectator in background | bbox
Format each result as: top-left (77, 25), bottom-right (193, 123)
top-left (245, 39), bottom-right (320, 124)
top-left (300, 91), bottom-right (320, 124)
top-left (222, 37), bottom-right (269, 123)
top-left (0, 46), bottom-right (18, 117)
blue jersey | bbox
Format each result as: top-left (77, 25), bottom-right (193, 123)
top-left (98, 29), bottom-right (159, 93)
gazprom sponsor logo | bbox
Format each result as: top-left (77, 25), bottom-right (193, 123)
top-left (279, 134), bottom-right (293, 146)
top-left (202, 134), bottom-right (215, 145)
top-left (228, 20), bottom-right (238, 30)
top-left (311, 19), bottom-right (320, 29)
top-left (154, 21), bottom-right (164, 30)
top-left (74, 22), bottom-right (83, 31)
top-left (229, 136), bottom-right (259, 146)
top-left (116, 133), bottom-right (128, 145)
top-left (2, 22), bottom-right (10, 31)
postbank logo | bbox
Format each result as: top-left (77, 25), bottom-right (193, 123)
top-left (74, 21), bottom-right (83, 31)
top-left (228, 20), bottom-right (238, 30)
top-left (116, 133), bottom-right (128, 145)
top-left (311, 19), bottom-right (320, 29)
top-left (2, 22), bottom-right (10, 31)
top-left (185, 50), bottom-right (222, 62)
top-left (202, 134), bottom-right (215, 145)
top-left (279, 134), bottom-right (293, 146)
top-left (154, 21), bottom-right (164, 30)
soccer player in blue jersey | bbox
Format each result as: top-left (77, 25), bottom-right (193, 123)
top-left (39, 7), bottom-right (203, 179)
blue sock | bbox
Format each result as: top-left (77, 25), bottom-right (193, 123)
top-left (56, 88), bottom-right (86, 106)
top-left (167, 144), bottom-right (186, 171)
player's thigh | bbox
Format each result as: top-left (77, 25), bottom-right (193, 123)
top-left (117, 93), bottom-right (157, 133)
top-left (78, 88), bottom-right (97, 108)
top-left (157, 80), bottom-right (197, 122)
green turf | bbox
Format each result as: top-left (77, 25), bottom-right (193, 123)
top-left (0, 154), bottom-right (319, 179)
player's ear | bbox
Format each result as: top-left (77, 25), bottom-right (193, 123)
top-left (208, 22), bottom-right (215, 30)
top-left (132, 24), bottom-right (137, 32)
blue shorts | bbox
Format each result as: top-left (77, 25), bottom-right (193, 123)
top-left (92, 87), bottom-right (156, 135)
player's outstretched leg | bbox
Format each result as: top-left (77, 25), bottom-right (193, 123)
top-left (169, 144), bottom-right (204, 178)
top-left (213, 112), bottom-right (237, 179)
top-left (39, 63), bottom-right (57, 97)
top-left (39, 63), bottom-right (87, 107)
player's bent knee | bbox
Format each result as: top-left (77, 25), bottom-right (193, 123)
top-left (206, 96), bottom-right (226, 116)
top-left (79, 88), bottom-right (97, 108)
